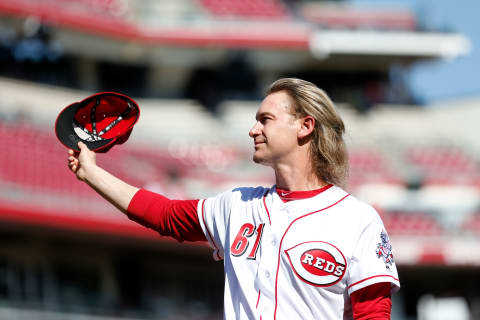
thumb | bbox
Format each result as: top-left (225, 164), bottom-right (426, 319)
top-left (77, 141), bottom-right (93, 159)
top-left (78, 141), bottom-right (88, 152)
top-left (76, 141), bottom-right (96, 167)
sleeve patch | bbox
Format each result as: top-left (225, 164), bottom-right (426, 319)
top-left (376, 230), bottom-right (394, 269)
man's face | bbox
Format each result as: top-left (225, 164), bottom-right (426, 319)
top-left (249, 91), bottom-right (301, 166)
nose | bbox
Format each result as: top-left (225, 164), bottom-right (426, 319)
top-left (249, 122), bottom-right (261, 138)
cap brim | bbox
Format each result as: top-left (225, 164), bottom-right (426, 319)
top-left (55, 102), bottom-right (115, 152)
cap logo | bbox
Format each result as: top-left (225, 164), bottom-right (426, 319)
top-left (285, 241), bottom-right (346, 287)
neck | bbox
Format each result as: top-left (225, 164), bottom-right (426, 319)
top-left (269, 140), bottom-right (327, 191)
top-left (273, 162), bottom-right (326, 191)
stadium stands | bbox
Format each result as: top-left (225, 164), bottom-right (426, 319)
top-left (1, 110), bottom-right (478, 242)
top-left (407, 147), bottom-right (480, 186)
top-left (348, 148), bottom-right (405, 190)
top-left (200, 0), bottom-right (289, 20)
top-left (0, 77), bottom-right (478, 240)
top-left (298, 3), bottom-right (417, 30)
top-left (462, 213), bottom-right (480, 236)
top-left (381, 210), bottom-right (444, 237)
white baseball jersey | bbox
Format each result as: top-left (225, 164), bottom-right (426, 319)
top-left (197, 185), bottom-right (400, 319)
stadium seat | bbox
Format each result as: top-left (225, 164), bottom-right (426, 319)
top-left (460, 213), bottom-right (480, 235)
top-left (380, 211), bottom-right (444, 236)
top-left (298, 3), bottom-right (416, 30)
top-left (348, 148), bottom-right (404, 190)
top-left (199, 0), bottom-right (289, 20)
top-left (407, 147), bottom-right (480, 186)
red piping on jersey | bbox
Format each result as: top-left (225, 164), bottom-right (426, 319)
top-left (347, 274), bottom-right (399, 290)
top-left (262, 190), bottom-right (272, 225)
top-left (273, 193), bottom-right (350, 319)
top-left (256, 290), bottom-right (261, 308)
top-left (201, 199), bottom-right (222, 261)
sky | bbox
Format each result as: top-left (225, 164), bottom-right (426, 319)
top-left (350, 0), bottom-right (480, 104)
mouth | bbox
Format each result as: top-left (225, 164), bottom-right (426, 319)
top-left (254, 140), bottom-right (265, 145)
top-left (254, 141), bottom-right (265, 149)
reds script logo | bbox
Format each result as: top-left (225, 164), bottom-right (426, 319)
top-left (285, 241), bottom-right (347, 287)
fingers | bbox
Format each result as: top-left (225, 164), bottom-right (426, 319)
top-left (67, 148), bottom-right (78, 167)
top-left (67, 144), bottom-right (88, 177)
top-left (68, 153), bottom-right (79, 171)
top-left (68, 148), bottom-right (79, 157)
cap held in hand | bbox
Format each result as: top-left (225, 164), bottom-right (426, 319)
top-left (55, 92), bottom-right (140, 153)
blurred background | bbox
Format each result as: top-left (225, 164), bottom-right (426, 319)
top-left (0, 0), bottom-right (478, 319)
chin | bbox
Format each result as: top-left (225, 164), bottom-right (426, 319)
top-left (252, 154), bottom-right (262, 164)
top-left (252, 150), bottom-right (265, 163)
top-left (252, 153), bottom-right (270, 165)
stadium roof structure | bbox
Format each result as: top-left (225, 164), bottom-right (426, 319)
top-left (0, 0), bottom-right (471, 70)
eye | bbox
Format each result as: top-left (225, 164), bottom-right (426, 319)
top-left (260, 117), bottom-right (271, 124)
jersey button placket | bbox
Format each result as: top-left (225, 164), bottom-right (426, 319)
top-left (255, 224), bottom-right (276, 310)
top-left (270, 235), bottom-right (277, 247)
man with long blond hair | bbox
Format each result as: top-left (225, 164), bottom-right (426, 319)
top-left (68, 78), bottom-right (399, 319)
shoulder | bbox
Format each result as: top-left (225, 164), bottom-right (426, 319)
top-left (230, 186), bottom-right (271, 201)
top-left (205, 186), bottom-right (271, 203)
top-left (337, 191), bottom-right (383, 225)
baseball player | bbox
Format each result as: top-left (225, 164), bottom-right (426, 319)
top-left (68, 78), bottom-right (400, 319)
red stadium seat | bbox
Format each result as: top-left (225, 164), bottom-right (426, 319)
top-left (348, 148), bottom-right (405, 190)
top-left (380, 211), bottom-right (444, 236)
top-left (407, 147), bottom-right (480, 186)
top-left (200, 0), bottom-right (289, 20)
top-left (461, 213), bottom-right (480, 235)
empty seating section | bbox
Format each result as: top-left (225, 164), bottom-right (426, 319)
top-left (380, 211), bottom-right (444, 236)
top-left (55, 0), bottom-right (127, 17)
top-left (0, 121), bottom-right (142, 198)
top-left (298, 4), bottom-right (416, 30)
top-left (199, 0), bottom-right (289, 19)
top-left (0, 119), bottom-right (245, 202)
top-left (348, 148), bottom-right (403, 189)
top-left (407, 148), bottom-right (480, 186)
top-left (461, 213), bottom-right (480, 235)
top-left (1, 118), bottom-right (479, 238)
top-left (0, 121), bottom-right (93, 197)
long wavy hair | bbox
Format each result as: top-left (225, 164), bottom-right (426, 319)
top-left (266, 78), bottom-right (349, 188)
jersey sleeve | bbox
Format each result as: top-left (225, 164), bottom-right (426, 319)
top-left (197, 190), bottom-right (235, 261)
top-left (347, 207), bottom-right (400, 295)
top-left (126, 189), bottom-right (206, 242)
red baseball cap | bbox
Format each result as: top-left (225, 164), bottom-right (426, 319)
top-left (55, 92), bottom-right (140, 153)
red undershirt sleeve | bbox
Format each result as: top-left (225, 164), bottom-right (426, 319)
top-left (350, 282), bottom-right (392, 320)
top-left (126, 189), bottom-right (207, 242)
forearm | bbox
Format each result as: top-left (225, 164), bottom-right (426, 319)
top-left (83, 164), bottom-right (139, 214)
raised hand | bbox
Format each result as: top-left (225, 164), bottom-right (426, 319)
top-left (67, 141), bottom-right (96, 182)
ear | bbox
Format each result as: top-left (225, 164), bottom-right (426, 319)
top-left (297, 116), bottom-right (315, 139)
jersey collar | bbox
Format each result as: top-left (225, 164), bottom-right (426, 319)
top-left (276, 184), bottom-right (333, 203)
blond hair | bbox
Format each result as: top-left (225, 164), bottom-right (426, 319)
top-left (267, 78), bottom-right (349, 188)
